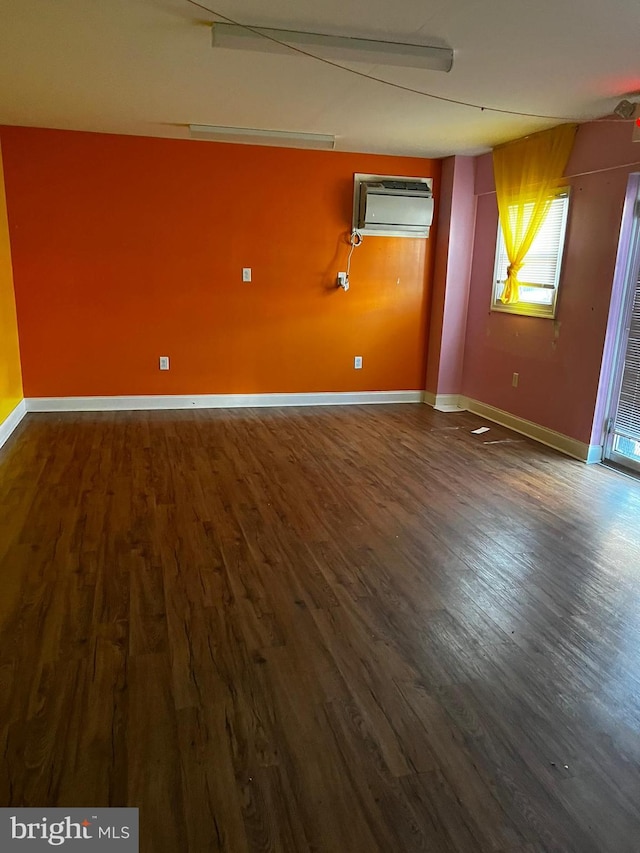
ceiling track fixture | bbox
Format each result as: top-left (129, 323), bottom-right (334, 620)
top-left (188, 124), bottom-right (336, 150)
top-left (211, 23), bottom-right (453, 73)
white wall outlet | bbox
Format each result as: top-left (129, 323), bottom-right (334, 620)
top-left (242, 267), bottom-right (252, 282)
top-left (337, 272), bottom-right (348, 290)
top-left (354, 356), bottom-right (363, 369)
top-left (159, 356), bottom-right (170, 371)
top-left (512, 372), bottom-right (519, 387)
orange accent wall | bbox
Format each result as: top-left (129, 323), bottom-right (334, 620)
top-left (1, 127), bottom-right (439, 397)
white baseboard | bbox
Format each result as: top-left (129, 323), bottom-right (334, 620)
top-left (15, 391), bottom-right (604, 463)
top-left (25, 390), bottom-right (423, 413)
top-left (423, 391), bottom-right (466, 413)
top-left (0, 399), bottom-right (27, 451)
top-left (585, 444), bottom-right (604, 464)
top-left (459, 396), bottom-right (602, 464)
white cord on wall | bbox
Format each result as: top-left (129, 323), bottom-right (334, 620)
top-left (347, 229), bottom-right (363, 280)
top-left (338, 229), bottom-right (363, 291)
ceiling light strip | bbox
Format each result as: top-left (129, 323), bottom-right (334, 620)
top-left (211, 23), bottom-right (453, 73)
top-left (188, 125), bottom-right (336, 150)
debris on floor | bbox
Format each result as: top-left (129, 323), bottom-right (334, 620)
top-left (471, 427), bottom-right (490, 434)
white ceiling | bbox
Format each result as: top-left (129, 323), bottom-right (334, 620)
top-left (0, 0), bottom-right (638, 157)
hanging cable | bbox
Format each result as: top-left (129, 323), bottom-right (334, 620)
top-left (184, 0), bottom-right (633, 123)
top-left (336, 229), bottom-right (363, 291)
top-left (346, 229), bottom-right (363, 282)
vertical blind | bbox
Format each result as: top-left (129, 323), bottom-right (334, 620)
top-left (614, 264), bottom-right (640, 441)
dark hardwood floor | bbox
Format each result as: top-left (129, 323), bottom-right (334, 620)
top-left (1, 404), bottom-right (640, 852)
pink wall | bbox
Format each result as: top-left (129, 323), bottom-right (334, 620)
top-left (463, 120), bottom-right (640, 445)
top-left (426, 158), bottom-right (454, 392)
top-left (426, 155), bottom-right (476, 396)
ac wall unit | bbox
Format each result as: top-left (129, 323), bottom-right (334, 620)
top-left (355, 176), bottom-right (434, 237)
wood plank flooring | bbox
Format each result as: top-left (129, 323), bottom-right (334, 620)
top-left (1, 404), bottom-right (640, 852)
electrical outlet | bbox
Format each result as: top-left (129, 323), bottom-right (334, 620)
top-left (242, 268), bottom-right (252, 282)
top-left (337, 272), bottom-right (348, 290)
top-left (354, 356), bottom-right (363, 369)
top-left (159, 356), bottom-right (170, 371)
top-left (512, 372), bottom-right (519, 387)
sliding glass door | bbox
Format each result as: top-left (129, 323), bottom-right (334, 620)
top-left (605, 187), bottom-right (640, 473)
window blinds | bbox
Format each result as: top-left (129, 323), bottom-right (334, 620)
top-left (496, 196), bottom-right (568, 288)
top-left (614, 266), bottom-right (640, 442)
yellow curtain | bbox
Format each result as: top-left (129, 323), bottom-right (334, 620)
top-left (493, 123), bottom-right (576, 304)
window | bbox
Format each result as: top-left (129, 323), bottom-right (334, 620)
top-left (491, 191), bottom-right (570, 318)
